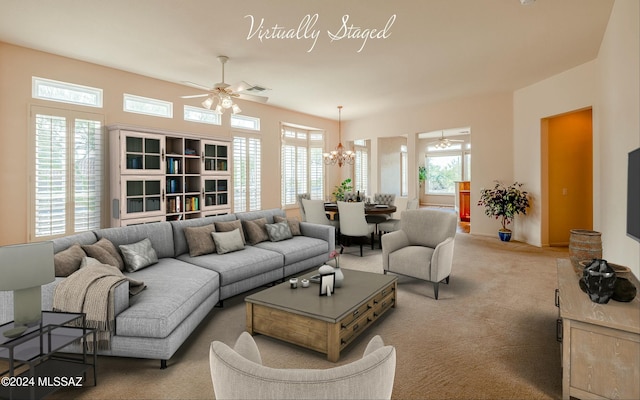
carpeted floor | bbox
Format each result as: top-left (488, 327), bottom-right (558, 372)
top-left (47, 233), bottom-right (568, 400)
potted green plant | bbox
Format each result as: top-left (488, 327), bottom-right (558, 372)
top-left (477, 181), bottom-right (530, 241)
top-left (418, 166), bottom-right (426, 188)
top-left (332, 178), bottom-right (353, 201)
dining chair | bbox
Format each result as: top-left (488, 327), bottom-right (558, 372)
top-left (337, 201), bottom-right (376, 256)
top-left (378, 197), bottom-right (418, 238)
top-left (343, 192), bottom-right (364, 202)
top-left (301, 199), bottom-right (339, 231)
top-left (367, 193), bottom-right (396, 227)
top-left (296, 193), bottom-right (311, 222)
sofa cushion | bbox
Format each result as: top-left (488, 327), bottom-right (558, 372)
top-left (170, 214), bottom-right (237, 257)
top-left (273, 215), bottom-right (301, 236)
top-left (242, 218), bottom-right (269, 245)
top-left (256, 236), bottom-right (328, 266)
top-left (215, 220), bottom-right (246, 244)
top-left (54, 244), bottom-right (86, 277)
top-left (95, 222), bottom-right (175, 259)
top-left (177, 246), bottom-right (283, 286)
top-left (235, 208), bottom-right (286, 224)
top-left (212, 229), bottom-right (245, 255)
top-left (184, 224), bottom-right (216, 256)
top-left (52, 231), bottom-right (97, 253)
top-left (119, 238), bottom-right (159, 272)
top-left (265, 221), bottom-right (293, 242)
top-left (82, 243), bottom-right (121, 269)
top-left (115, 258), bottom-right (220, 339)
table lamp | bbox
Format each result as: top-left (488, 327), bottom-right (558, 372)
top-left (0, 241), bottom-right (55, 338)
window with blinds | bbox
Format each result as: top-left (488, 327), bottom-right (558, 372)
top-left (281, 125), bottom-right (324, 207)
top-left (32, 107), bottom-right (103, 239)
top-left (354, 144), bottom-right (368, 195)
top-left (233, 135), bottom-right (261, 212)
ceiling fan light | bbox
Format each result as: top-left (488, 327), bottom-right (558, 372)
top-left (213, 104), bottom-right (223, 114)
top-left (202, 97), bottom-right (214, 110)
top-left (232, 104), bottom-right (242, 114)
top-left (220, 96), bottom-right (233, 109)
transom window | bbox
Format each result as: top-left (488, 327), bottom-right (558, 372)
top-left (32, 76), bottom-right (103, 108)
top-left (123, 93), bottom-right (173, 118)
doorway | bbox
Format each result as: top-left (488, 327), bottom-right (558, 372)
top-left (542, 108), bottom-right (593, 246)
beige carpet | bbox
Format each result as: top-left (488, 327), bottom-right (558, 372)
top-left (45, 233), bottom-right (567, 400)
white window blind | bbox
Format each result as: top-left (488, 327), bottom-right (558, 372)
top-left (233, 135), bottom-right (261, 212)
top-left (32, 107), bottom-right (103, 239)
top-left (401, 146), bottom-right (408, 197)
top-left (354, 145), bottom-right (368, 195)
top-left (281, 125), bottom-right (324, 206)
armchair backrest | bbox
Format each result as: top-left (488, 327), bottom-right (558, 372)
top-left (400, 209), bottom-right (457, 248)
top-left (337, 201), bottom-right (370, 236)
top-left (210, 332), bottom-right (396, 400)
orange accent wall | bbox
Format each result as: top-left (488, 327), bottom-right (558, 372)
top-left (547, 109), bottom-right (593, 245)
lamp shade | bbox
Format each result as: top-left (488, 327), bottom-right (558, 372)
top-left (0, 241), bottom-right (55, 291)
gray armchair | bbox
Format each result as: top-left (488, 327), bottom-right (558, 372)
top-left (210, 332), bottom-right (396, 399)
top-left (381, 209), bottom-right (457, 299)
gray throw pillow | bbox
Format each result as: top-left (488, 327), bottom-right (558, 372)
top-left (211, 229), bottom-right (245, 254)
top-left (242, 218), bottom-right (269, 245)
top-left (274, 215), bottom-right (302, 236)
top-left (266, 221), bottom-right (293, 242)
top-left (119, 238), bottom-right (159, 272)
top-left (184, 224), bottom-right (216, 256)
top-left (214, 220), bottom-right (246, 244)
top-left (54, 243), bottom-right (86, 277)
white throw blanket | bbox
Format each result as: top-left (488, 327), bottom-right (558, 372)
top-left (53, 263), bottom-right (137, 350)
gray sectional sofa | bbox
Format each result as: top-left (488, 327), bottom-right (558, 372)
top-left (0, 208), bottom-right (334, 368)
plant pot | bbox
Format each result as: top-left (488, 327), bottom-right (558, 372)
top-left (498, 230), bottom-right (512, 242)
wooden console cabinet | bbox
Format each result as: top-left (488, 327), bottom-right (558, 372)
top-left (556, 259), bottom-right (639, 400)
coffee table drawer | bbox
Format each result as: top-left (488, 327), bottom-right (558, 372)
top-left (340, 302), bottom-right (372, 328)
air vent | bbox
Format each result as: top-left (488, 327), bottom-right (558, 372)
top-left (244, 85), bottom-right (270, 93)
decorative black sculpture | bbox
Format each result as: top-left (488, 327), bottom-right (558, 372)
top-left (582, 259), bottom-right (617, 304)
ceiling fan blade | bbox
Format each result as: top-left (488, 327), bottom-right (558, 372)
top-left (228, 80), bottom-right (252, 93)
top-left (237, 93), bottom-right (269, 103)
top-left (181, 94), bottom-right (209, 99)
top-left (181, 81), bottom-right (212, 91)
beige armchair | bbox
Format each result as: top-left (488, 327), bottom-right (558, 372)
top-left (381, 209), bottom-right (457, 299)
top-left (210, 332), bottom-right (396, 400)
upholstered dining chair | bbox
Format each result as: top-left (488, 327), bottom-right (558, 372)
top-left (210, 332), bottom-right (396, 400)
top-left (382, 209), bottom-right (457, 299)
top-left (337, 201), bottom-right (376, 256)
top-left (367, 193), bottom-right (396, 228)
top-left (301, 198), bottom-right (339, 231)
top-left (343, 191), bottom-right (363, 202)
top-left (296, 193), bottom-right (311, 222)
top-left (378, 197), bottom-right (418, 236)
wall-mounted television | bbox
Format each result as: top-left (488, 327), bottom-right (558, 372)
top-left (628, 147), bottom-right (640, 242)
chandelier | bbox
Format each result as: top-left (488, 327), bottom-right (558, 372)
top-left (323, 106), bottom-right (355, 167)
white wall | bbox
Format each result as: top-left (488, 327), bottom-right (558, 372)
top-left (513, 61), bottom-right (597, 246)
top-left (595, 0), bottom-right (640, 276)
top-left (345, 92), bottom-right (514, 237)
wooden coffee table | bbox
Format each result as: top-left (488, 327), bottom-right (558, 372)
top-left (245, 268), bottom-right (397, 362)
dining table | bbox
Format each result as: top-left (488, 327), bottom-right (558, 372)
top-left (323, 202), bottom-right (397, 219)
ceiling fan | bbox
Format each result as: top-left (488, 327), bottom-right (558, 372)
top-left (181, 55), bottom-right (269, 114)
top-left (428, 131), bottom-right (465, 149)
